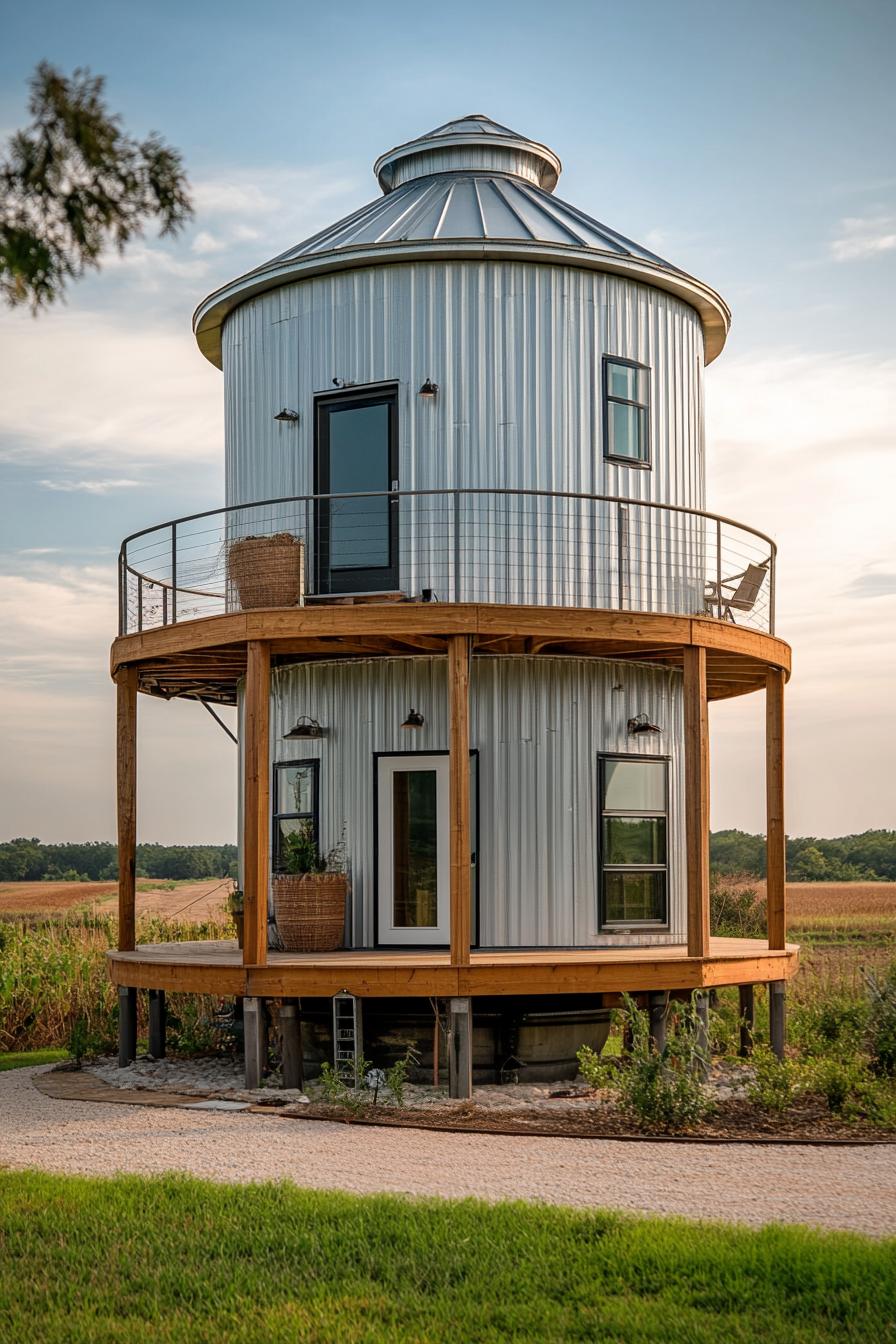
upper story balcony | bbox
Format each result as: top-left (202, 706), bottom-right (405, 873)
top-left (118, 488), bottom-right (777, 638)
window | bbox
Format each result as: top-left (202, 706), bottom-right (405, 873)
top-left (598, 755), bottom-right (668, 928)
top-left (272, 760), bottom-right (319, 871)
top-left (603, 356), bottom-right (650, 465)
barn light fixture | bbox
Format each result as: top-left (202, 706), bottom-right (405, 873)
top-left (274, 407), bottom-right (299, 423)
top-left (401, 708), bottom-right (425, 730)
top-left (627, 712), bottom-right (662, 735)
top-left (285, 715), bottom-right (328, 739)
top-left (418, 378), bottom-right (439, 398)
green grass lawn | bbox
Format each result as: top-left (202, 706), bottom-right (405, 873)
top-left (0, 1173), bottom-right (894, 1343)
top-left (0, 1048), bottom-right (67, 1071)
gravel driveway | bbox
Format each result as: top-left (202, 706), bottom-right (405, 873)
top-left (2, 1067), bottom-right (895, 1237)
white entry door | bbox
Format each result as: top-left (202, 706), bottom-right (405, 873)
top-left (377, 754), bottom-right (450, 945)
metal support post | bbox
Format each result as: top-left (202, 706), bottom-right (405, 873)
top-left (118, 987), bottom-right (137, 1067)
top-left (647, 991), bottom-right (668, 1053)
top-left (244, 996), bottom-right (267, 1089)
top-left (769, 980), bottom-right (786, 1061)
top-left (448, 997), bottom-right (473, 1099)
top-left (280, 999), bottom-right (304, 1091)
top-left (148, 989), bottom-right (166, 1059)
top-left (738, 985), bottom-right (755, 1058)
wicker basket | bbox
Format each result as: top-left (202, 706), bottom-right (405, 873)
top-left (227, 533), bottom-right (304, 610)
top-left (273, 873), bottom-right (347, 952)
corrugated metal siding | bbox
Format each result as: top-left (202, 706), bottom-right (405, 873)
top-left (263, 655), bottom-right (685, 949)
top-left (223, 260), bottom-right (705, 608)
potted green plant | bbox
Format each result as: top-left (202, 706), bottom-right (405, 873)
top-left (227, 532), bottom-right (304, 609)
top-left (273, 822), bottom-right (348, 953)
top-left (227, 886), bottom-right (245, 949)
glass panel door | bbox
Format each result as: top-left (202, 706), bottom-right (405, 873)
top-left (315, 389), bottom-right (398, 594)
top-left (377, 755), bottom-right (449, 945)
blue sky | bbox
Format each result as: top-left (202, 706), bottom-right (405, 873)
top-left (1, 0), bottom-right (894, 842)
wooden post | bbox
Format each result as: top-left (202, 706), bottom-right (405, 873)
top-left (243, 641), bottom-right (271, 967)
top-left (769, 980), bottom-right (786, 1060)
top-left (148, 989), bottom-right (166, 1059)
top-left (448, 997), bottom-right (473, 1099)
top-left (118, 987), bottom-right (137, 1067)
top-left (738, 984), bottom-right (755, 1058)
top-left (280, 999), bottom-right (303, 1091)
top-left (647, 991), bottom-right (668, 1052)
top-left (766, 669), bottom-right (786, 950)
top-left (448, 635), bottom-right (472, 967)
top-left (683, 646), bottom-right (710, 958)
top-left (116, 667), bottom-right (138, 954)
top-left (244, 996), bottom-right (266, 1089)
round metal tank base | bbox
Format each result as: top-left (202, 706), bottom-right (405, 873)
top-left (295, 995), bottom-right (613, 1086)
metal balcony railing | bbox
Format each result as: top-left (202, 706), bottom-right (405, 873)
top-left (117, 489), bottom-right (777, 637)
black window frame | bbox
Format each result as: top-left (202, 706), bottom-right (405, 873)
top-left (272, 758), bottom-right (320, 872)
top-left (597, 752), bottom-right (670, 932)
top-left (602, 354), bottom-right (651, 468)
top-left (314, 383), bottom-right (400, 595)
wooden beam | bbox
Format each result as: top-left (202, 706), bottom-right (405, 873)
top-left (116, 667), bottom-right (138, 953)
top-left (107, 937), bottom-right (800, 999)
top-left (683, 645), bottom-right (710, 958)
top-left (447, 634), bottom-right (472, 967)
top-left (243, 640), bottom-right (271, 967)
top-left (766, 668), bottom-right (786, 950)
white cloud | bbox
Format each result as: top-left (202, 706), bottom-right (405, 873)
top-left (706, 349), bottom-right (896, 835)
top-left (0, 306), bottom-right (222, 471)
top-left (830, 214), bottom-right (896, 262)
top-left (40, 477), bottom-right (142, 494)
top-left (191, 230), bottom-right (229, 256)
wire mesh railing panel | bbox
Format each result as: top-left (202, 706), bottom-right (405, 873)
top-left (118, 489), bottom-right (777, 636)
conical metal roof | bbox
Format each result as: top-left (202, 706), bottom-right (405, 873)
top-left (194, 115), bottom-right (730, 368)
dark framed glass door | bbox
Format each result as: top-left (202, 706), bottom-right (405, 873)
top-left (315, 388), bottom-right (399, 594)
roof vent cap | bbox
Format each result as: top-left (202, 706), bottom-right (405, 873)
top-left (374, 113), bottom-right (562, 194)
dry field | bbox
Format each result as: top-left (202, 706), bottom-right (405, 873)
top-left (785, 881), bottom-right (896, 920)
top-left (0, 880), bottom-right (230, 922)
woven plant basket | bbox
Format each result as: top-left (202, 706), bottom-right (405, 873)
top-left (227, 533), bottom-right (304, 610)
top-left (273, 873), bottom-right (348, 952)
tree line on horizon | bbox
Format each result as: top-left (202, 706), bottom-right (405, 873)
top-left (710, 829), bottom-right (896, 882)
top-left (0, 832), bottom-right (894, 884)
top-left (0, 839), bottom-right (237, 884)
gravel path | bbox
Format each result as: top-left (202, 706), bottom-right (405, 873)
top-left (2, 1067), bottom-right (895, 1237)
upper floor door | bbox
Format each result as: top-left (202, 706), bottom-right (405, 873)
top-left (314, 387), bottom-right (399, 595)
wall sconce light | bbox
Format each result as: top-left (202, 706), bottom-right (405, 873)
top-left (418, 378), bottom-right (439, 398)
top-left (285, 715), bottom-right (328, 739)
top-left (627, 713), bottom-right (662, 735)
top-left (274, 408), bottom-right (300, 423)
top-left (401, 708), bottom-right (425, 730)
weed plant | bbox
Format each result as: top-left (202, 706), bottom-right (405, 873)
top-left (0, 912), bottom-right (230, 1054)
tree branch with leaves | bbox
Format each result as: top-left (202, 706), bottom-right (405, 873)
top-left (1, 62), bottom-right (192, 309)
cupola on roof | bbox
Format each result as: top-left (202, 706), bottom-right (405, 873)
top-left (194, 114), bottom-right (730, 369)
top-left (373, 114), bottom-right (562, 193)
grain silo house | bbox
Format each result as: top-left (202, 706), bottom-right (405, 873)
top-left (110, 115), bottom-right (796, 1094)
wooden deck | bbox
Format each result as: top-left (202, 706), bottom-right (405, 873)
top-left (107, 937), bottom-right (799, 999)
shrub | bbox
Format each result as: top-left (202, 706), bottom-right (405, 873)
top-left (865, 962), bottom-right (896, 1075)
top-left (747, 1046), bottom-right (798, 1112)
top-left (709, 874), bottom-right (767, 938)
top-left (384, 1047), bottom-right (420, 1107)
top-left (590, 994), bottom-right (713, 1133)
top-left (576, 1043), bottom-right (615, 1091)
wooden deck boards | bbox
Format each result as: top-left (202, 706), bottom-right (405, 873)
top-left (107, 937), bottom-right (799, 997)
